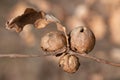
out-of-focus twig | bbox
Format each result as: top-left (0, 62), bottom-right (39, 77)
top-left (69, 50), bottom-right (120, 67)
top-left (0, 51), bottom-right (120, 67)
top-left (0, 54), bottom-right (50, 58)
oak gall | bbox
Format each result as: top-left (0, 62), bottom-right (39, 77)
top-left (40, 31), bottom-right (67, 55)
top-left (70, 26), bottom-right (95, 54)
top-left (59, 54), bottom-right (80, 73)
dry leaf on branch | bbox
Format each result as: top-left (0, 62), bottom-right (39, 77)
top-left (6, 8), bottom-right (60, 32)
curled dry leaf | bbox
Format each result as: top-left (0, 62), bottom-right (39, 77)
top-left (6, 8), bottom-right (45, 32)
top-left (6, 8), bottom-right (60, 32)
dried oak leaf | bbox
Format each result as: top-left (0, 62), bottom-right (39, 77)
top-left (6, 8), bottom-right (60, 32)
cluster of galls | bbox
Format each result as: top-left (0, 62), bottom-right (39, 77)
top-left (40, 26), bottom-right (95, 73)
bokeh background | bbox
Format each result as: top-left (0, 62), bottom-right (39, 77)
top-left (0, 0), bottom-right (120, 80)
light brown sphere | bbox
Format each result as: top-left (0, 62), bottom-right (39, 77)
top-left (59, 54), bottom-right (80, 73)
top-left (70, 26), bottom-right (95, 54)
top-left (40, 31), bottom-right (67, 55)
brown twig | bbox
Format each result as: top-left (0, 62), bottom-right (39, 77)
top-left (69, 50), bottom-right (120, 67)
top-left (0, 54), bottom-right (50, 58)
top-left (0, 51), bottom-right (120, 67)
top-left (56, 23), bottom-right (70, 52)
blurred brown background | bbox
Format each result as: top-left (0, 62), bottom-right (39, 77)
top-left (0, 0), bottom-right (120, 80)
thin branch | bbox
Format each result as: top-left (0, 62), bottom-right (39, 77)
top-left (56, 23), bottom-right (70, 50)
top-left (0, 51), bottom-right (120, 67)
top-left (0, 54), bottom-right (50, 58)
top-left (69, 50), bottom-right (120, 67)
